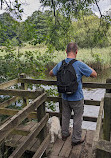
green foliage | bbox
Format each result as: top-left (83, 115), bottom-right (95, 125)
top-left (0, 44), bottom-right (56, 82)
top-left (0, 0), bottom-right (23, 20)
top-left (0, 13), bottom-right (19, 46)
top-left (72, 15), bottom-right (110, 48)
top-left (46, 101), bottom-right (56, 111)
top-left (24, 10), bottom-right (50, 44)
top-left (92, 52), bottom-right (103, 63)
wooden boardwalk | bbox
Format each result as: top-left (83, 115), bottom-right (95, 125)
top-left (48, 129), bottom-right (94, 158)
top-left (5, 121), bottom-right (95, 158)
top-left (1, 77), bottom-right (111, 157)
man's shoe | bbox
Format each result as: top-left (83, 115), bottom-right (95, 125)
top-left (71, 138), bottom-right (85, 146)
top-left (62, 133), bottom-right (70, 141)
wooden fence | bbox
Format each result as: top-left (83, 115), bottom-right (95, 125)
top-left (0, 74), bottom-right (49, 158)
top-left (91, 78), bottom-right (111, 158)
top-left (0, 74), bottom-right (111, 157)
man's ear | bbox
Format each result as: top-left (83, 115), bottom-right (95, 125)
top-left (76, 50), bottom-right (78, 54)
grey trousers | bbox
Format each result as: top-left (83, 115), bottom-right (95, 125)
top-left (62, 99), bottom-right (84, 143)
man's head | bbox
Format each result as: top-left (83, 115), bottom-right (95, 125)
top-left (66, 42), bottom-right (78, 54)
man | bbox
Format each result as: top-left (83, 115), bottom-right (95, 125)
top-left (49, 42), bottom-right (97, 146)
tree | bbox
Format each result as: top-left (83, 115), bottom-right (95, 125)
top-left (24, 10), bottom-right (50, 44)
top-left (39, 0), bottom-right (111, 49)
top-left (0, 12), bottom-right (19, 46)
top-left (0, 0), bottom-right (23, 20)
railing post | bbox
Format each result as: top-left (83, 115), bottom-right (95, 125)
top-left (20, 73), bottom-right (29, 107)
top-left (106, 78), bottom-right (111, 93)
top-left (37, 95), bottom-right (48, 157)
top-left (106, 78), bottom-right (111, 131)
top-left (103, 93), bottom-right (111, 140)
top-left (37, 89), bottom-right (47, 143)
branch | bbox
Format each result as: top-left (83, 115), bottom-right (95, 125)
top-left (1, 0), bottom-right (3, 9)
top-left (95, 0), bottom-right (102, 17)
top-left (95, 0), bottom-right (102, 25)
top-left (51, 0), bottom-right (55, 17)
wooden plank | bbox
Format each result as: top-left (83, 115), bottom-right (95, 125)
top-left (93, 98), bottom-right (104, 143)
top-left (0, 97), bottom-right (19, 108)
top-left (83, 82), bottom-right (111, 89)
top-left (6, 136), bottom-right (39, 153)
top-left (20, 73), bottom-right (29, 108)
top-left (17, 121), bottom-right (36, 131)
top-left (12, 121), bottom-right (36, 136)
top-left (5, 134), bottom-right (23, 147)
top-left (9, 114), bottom-right (49, 158)
top-left (5, 121), bottom-right (36, 149)
top-left (37, 102), bottom-right (46, 143)
top-left (0, 79), bottom-right (18, 89)
top-left (0, 109), bottom-right (97, 122)
top-left (0, 108), bottom-right (37, 119)
top-left (0, 92), bottom-right (47, 142)
top-left (59, 131), bottom-right (72, 157)
top-left (84, 100), bottom-right (100, 106)
top-left (47, 97), bottom-right (100, 106)
top-left (106, 78), bottom-right (111, 93)
top-left (15, 122), bottom-right (38, 152)
top-left (0, 108), bottom-right (19, 116)
top-left (70, 130), bottom-right (87, 158)
top-left (47, 111), bottom-right (97, 122)
top-left (91, 99), bottom-right (104, 158)
top-left (103, 93), bottom-right (111, 140)
top-left (0, 88), bottom-right (44, 99)
top-left (80, 130), bottom-right (94, 158)
top-left (19, 78), bottom-right (111, 89)
top-left (18, 78), bottom-right (57, 85)
top-left (96, 140), bottom-right (111, 154)
top-left (96, 149), bottom-right (111, 158)
top-left (50, 139), bottom-right (65, 156)
top-left (29, 138), bottom-right (40, 152)
top-left (11, 129), bottom-right (29, 136)
top-left (83, 116), bottom-right (97, 122)
top-left (86, 130), bottom-right (94, 145)
top-left (0, 108), bottom-right (97, 122)
top-left (32, 134), bottom-right (50, 158)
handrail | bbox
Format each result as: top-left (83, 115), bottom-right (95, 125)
top-left (18, 78), bottom-right (111, 89)
top-left (0, 92), bottom-right (46, 142)
top-left (0, 78), bottom-right (18, 89)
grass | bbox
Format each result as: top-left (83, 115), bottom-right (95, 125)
top-left (0, 44), bottom-right (111, 70)
top-left (48, 46), bottom-right (111, 70)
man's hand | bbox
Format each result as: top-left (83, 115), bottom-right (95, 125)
top-left (49, 70), bottom-right (54, 76)
top-left (90, 67), bottom-right (97, 78)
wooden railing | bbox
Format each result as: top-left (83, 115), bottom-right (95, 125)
top-left (0, 74), bottom-right (50, 158)
top-left (18, 76), bottom-right (111, 124)
top-left (0, 75), bottom-right (111, 157)
top-left (91, 78), bottom-right (111, 158)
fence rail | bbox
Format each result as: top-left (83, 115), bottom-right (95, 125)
top-left (0, 76), bottom-right (111, 158)
top-left (0, 76), bottom-right (49, 158)
top-left (19, 78), bottom-right (111, 89)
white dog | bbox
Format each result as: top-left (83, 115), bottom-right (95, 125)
top-left (49, 116), bottom-right (62, 143)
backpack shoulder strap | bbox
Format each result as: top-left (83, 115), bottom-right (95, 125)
top-left (62, 59), bottom-right (66, 65)
top-left (69, 59), bottom-right (77, 65)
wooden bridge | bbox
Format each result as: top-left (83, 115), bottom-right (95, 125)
top-left (0, 73), bottom-right (111, 158)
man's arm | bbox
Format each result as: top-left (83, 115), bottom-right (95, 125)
top-left (90, 67), bottom-right (97, 78)
top-left (49, 70), bottom-right (54, 76)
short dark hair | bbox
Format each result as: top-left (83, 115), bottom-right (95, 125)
top-left (66, 42), bottom-right (78, 54)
